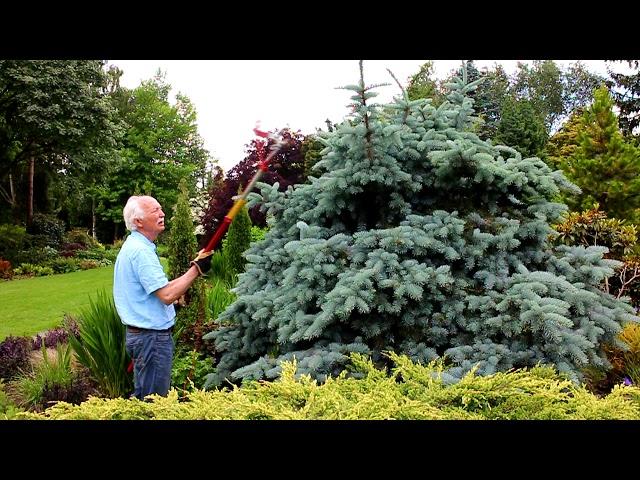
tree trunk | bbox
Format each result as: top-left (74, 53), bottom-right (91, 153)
top-left (92, 197), bottom-right (97, 240)
top-left (9, 173), bottom-right (17, 221)
top-left (0, 173), bottom-right (17, 211)
top-left (27, 156), bottom-right (35, 227)
top-left (9, 173), bottom-right (15, 206)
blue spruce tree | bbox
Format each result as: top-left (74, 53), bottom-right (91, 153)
top-left (204, 62), bottom-right (638, 386)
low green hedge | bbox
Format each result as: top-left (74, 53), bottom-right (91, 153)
top-left (14, 353), bottom-right (640, 420)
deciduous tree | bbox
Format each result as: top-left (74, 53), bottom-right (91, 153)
top-left (199, 128), bottom-right (305, 247)
top-left (95, 72), bottom-right (210, 241)
top-left (606, 60), bottom-right (640, 137)
top-left (0, 60), bottom-right (120, 226)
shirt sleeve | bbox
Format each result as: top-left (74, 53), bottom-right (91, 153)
top-left (132, 247), bottom-right (169, 295)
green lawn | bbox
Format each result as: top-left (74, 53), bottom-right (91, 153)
top-left (0, 266), bottom-right (114, 341)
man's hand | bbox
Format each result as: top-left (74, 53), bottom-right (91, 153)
top-left (191, 249), bottom-right (213, 276)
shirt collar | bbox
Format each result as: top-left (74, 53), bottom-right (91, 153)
top-left (131, 230), bottom-right (157, 251)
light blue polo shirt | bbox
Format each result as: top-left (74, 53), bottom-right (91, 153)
top-left (113, 231), bottom-right (175, 330)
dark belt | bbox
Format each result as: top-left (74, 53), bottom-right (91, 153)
top-left (126, 325), bottom-right (173, 334)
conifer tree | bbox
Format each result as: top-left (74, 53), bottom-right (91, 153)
top-left (223, 201), bottom-right (252, 277)
top-left (563, 86), bottom-right (640, 223)
top-left (204, 62), bottom-right (637, 387)
top-left (439, 62), bottom-right (508, 140)
top-left (495, 97), bottom-right (548, 159)
top-left (606, 60), bottom-right (640, 137)
top-left (545, 108), bottom-right (584, 170)
top-left (168, 179), bottom-right (198, 279)
top-left (167, 178), bottom-right (207, 350)
top-left (300, 134), bottom-right (327, 179)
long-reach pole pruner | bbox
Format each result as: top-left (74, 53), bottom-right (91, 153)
top-left (127, 128), bottom-right (284, 375)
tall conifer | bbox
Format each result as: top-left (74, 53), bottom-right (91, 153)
top-left (204, 62), bottom-right (637, 386)
top-left (167, 178), bottom-right (206, 350)
top-left (223, 201), bottom-right (252, 277)
top-left (563, 86), bottom-right (640, 223)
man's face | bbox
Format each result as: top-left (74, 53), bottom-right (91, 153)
top-left (136, 197), bottom-right (165, 241)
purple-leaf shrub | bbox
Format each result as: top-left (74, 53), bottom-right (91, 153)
top-left (0, 336), bottom-right (31, 379)
top-left (31, 317), bottom-right (80, 350)
top-left (200, 128), bottom-right (306, 248)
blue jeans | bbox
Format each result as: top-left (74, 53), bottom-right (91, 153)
top-left (125, 329), bottom-right (174, 400)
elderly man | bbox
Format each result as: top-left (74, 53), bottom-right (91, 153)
top-left (113, 195), bottom-right (212, 400)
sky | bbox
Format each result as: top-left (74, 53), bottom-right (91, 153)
top-left (107, 60), bottom-right (618, 173)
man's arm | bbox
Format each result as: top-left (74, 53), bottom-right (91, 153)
top-left (154, 265), bottom-right (200, 305)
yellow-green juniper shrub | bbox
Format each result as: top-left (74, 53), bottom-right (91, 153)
top-left (15, 353), bottom-right (640, 420)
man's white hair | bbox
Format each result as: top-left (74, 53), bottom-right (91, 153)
top-left (123, 196), bottom-right (153, 232)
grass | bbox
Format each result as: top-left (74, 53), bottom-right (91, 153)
top-left (0, 266), bottom-right (115, 341)
top-left (0, 257), bottom-right (171, 341)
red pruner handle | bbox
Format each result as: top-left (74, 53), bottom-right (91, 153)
top-left (203, 217), bottom-right (232, 253)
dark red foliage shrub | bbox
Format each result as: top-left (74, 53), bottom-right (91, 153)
top-left (200, 128), bottom-right (306, 249)
top-left (31, 319), bottom-right (80, 350)
top-left (0, 336), bottom-right (31, 379)
top-left (0, 259), bottom-right (12, 279)
top-left (32, 317), bottom-right (80, 350)
top-left (61, 242), bottom-right (87, 257)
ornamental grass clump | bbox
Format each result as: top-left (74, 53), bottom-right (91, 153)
top-left (12, 342), bottom-right (93, 411)
top-left (66, 290), bottom-right (132, 398)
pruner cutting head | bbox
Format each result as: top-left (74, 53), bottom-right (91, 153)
top-left (270, 135), bottom-right (288, 152)
top-left (253, 122), bottom-right (288, 153)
